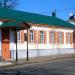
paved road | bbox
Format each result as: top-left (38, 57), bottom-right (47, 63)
top-left (0, 58), bottom-right (75, 75)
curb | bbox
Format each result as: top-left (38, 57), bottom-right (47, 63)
top-left (0, 54), bottom-right (75, 68)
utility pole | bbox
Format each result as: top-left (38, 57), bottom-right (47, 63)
top-left (27, 29), bottom-right (29, 61)
top-left (15, 28), bottom-right (18, 62)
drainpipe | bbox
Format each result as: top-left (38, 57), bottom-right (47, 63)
top-left (27, 29), bottom-right (29, 61)
top-left (15, 28), bottom-right (18, 62)
top-left (53, 26), bottom-right (55, 55)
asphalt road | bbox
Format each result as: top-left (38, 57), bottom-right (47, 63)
top-left (0, 58), bottom-right (75, 75)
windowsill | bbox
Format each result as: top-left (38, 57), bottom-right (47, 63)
top-left (29, 42), bottom-right (34, 44)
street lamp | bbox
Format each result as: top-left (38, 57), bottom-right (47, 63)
top-left (0, 22), bottom-right (3, 25)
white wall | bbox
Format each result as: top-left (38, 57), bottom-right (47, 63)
top-left (11, 48), bottom-right (74, 59)
top-left (10, 30), bottom-right (16, 59)
top-left (10, 29), bottom-right (16, 51)
top-left (9, 26), bottom-right (74, 59)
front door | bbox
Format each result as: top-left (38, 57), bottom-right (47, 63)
top-left (2, 29), bottom-right (10, 61)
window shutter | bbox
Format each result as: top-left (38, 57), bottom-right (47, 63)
top-left (57, 32), bottom-right (59, 43)
top-left (38, 31), bottom-right (40, 43)
top-left (54, 32), bottom-right (57, 44)
top-left (66, 33), bottom-right (68, 44)
top-left (49, 31), bottom-right (51, 43)
top-left (28, 30), bottom-right (30, 42)
top-left (55, 32), bottom-right (59, 44)
top-left (21, 30), bottom-right (24, 43)
top-left (44, 31), bottom-right (46, 44)
top-left (34, 30), bottom-right (37, 43)
top-left (70, 33), bottom-right (73, 44)
top-left (62, 32), bottom-right (64, 44)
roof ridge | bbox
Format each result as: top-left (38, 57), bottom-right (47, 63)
top-left (0, 7), bottom-right (53, 18)
top-left (0, 7), bottom-right (75, 28)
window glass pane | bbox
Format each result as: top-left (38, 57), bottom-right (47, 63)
top-left (24, 33), bottom-right (27, 41)
top-left (59, 32), bottom-right (62, 43)
top-left (30, 30), bottom-right (34, 42)
top-left (17, 30), bottom-right (20, 42)
top-left (40, 31), bottom-right (44, 43)
top-left (50, 31), bottom-right (54, 43)
top-left (68, 33), bottom-right (70, 44)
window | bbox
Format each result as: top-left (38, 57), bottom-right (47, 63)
top-left (40, 31), bottom-right (44, 43)
top-left (17, 30), bottom-right (21, 42)
top-left (58, 32), bottom-right (62, 43)
top-left (50, 31), bottom-right (54, 43)
top-left (67, 33), bottom-right (70, 44)
top-left (30, 30), bottom-right (34, 43)
top-left (24, 33), bottom-right (27, 41)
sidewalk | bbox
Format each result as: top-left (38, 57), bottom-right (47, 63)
top-left (0, 62), bottom-right (12, 67)
top-left (0, 53), bottom-right (75, 68)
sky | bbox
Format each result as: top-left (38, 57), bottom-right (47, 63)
top-left (16, 0), bottom-right (75, 20)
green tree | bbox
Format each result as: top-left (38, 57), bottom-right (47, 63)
top-left (0, 0), bottom-right (19, 8)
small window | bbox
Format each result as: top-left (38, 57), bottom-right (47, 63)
top-left (17, 30), bottom-right (21, 42)
top-left (24, 33), bottom-right (27, 41)
top-left (67, 33), bottom-right (70, 44)
top-left (50, 31), bottom-right (54, 43)
top-left (40, 31), bottom-right (44, 43)
top-left (30, 30), bottom-right (34, 43)
top-left (58, 32), bottom-right (62, 43)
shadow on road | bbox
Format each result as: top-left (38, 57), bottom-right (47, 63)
top-left (0, 70), bottom-right (66, 75)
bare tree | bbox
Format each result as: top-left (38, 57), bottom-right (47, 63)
top-left (0, 0), bottom-right (19, 8)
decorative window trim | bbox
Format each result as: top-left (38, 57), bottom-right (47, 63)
top-left (50, 31), bottom-right (54, 43)
top-left (30, 30), bottom-right (34, 43)
top-left (67, 32), bottom-right (70, 44)
top-left (58, 32), bottom-right (62, 43)
top-left (17, 30), bottom-right (21, 43)
top-left (40, 31), bottom-right (44, 43)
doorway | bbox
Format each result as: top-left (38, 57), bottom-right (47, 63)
top-left (2, 29), bottom-right (10, 61)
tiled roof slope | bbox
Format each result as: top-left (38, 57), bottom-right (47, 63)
top-left (0, 7), bottom-right (75, 28)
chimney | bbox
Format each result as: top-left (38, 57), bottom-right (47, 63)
top-left (52, 11), bottom-right (56, 17)
top-left (69, 13), bottom-right (74, 20)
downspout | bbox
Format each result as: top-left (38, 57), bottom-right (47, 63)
top-left (15, 27), bottom-right (18, 62)
top-left (27, 29), bottom-right (29, 61)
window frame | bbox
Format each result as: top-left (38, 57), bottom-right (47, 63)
top-left (24, 33), bottom-right (27, 41)
top-left (50, 31), bottom-right (54, 43)
top-left (40, 31), bottom-right (44, 43)
top-left (67, 33), bottom-right (70, 44)
top-left (17, 30), bottom-right (21, 42)
top-left (30, 30), bottom-right (34, 43)
top-left (58, 32), bottom-right (62, 43)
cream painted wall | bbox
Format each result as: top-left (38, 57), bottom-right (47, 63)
top-left (9, 26), bottom-right (74, 59)
top-left (10, 29), bottom-right (16, 51)
top-left (14, 26), bottom-right (74, 50)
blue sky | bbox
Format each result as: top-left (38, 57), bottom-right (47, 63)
top-left (16, 0), bottom-right (75, 20)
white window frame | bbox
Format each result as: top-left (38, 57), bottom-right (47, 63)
top-left (30, 30), bottom-right (34, 43)
top-left (58, 32), bottom-right (62, 43)
top-left (67, 33), bottom-right (70, 44)
top-left (40, 31), bottom-right (44, 43)
top-left (17, 30), bottom-right (21, 42)
top-left (50, 31), bottom-right (54, 43)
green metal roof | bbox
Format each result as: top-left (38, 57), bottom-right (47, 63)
top-left (0, 21), bottom-right (31, 29)
top-left (0, 21), bottom-right (20, 27)
top-left (0, 7), bottom-right (75, 28)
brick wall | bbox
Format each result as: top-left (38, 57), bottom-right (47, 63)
top-left (20, 29), bottom-right (73, 45)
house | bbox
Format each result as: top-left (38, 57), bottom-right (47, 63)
top-left (0, 7), bottom-right (75, 61)
top-left (68, 13), bottom-right (75, 49)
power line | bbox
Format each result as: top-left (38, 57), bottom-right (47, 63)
top-left (40, 7), bottom-right (75, 14)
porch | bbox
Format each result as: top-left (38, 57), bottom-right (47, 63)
top-left (0, 21), bottom-right (31, 62)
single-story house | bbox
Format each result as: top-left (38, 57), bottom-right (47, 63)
top-left (0, 7), bottom-right (75, 61)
